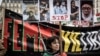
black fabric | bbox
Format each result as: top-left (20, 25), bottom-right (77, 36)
top-left (71, 6), bottom-right (78, 13)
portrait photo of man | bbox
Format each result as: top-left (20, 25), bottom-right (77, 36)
top-left (23, 0), bottom-right (39, 22)
top-left (81, 0), bottom-right (93, 27)
top-left (81, 1), bottom-right (93, 21)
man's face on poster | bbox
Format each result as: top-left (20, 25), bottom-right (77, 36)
top-left (82, 4), bottom-right (92, 16)
top-left (71, 1), bottom-right (75, 7)
top-left (56, 2), bottom-right (59, 6)
top-left (41, 1), bottom-right (46, 5)
top-left (61, 2), bottom-right (66, 6)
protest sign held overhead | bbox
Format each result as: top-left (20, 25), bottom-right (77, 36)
top-left (50, 0), bottom-right (70, 21)
top-left (23, 0), bottom-right (39, 22)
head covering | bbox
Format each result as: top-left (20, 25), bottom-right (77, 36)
top-left (81, 1), bottom-right (93, 7)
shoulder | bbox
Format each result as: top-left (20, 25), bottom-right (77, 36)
top-left (61, 52), bottom-right (67, 56)
top-left (43, 52), bottom-right (48, 56)
top-left (43, 52), bottom-right (52, 56)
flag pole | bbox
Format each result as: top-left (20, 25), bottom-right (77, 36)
top-left (59, 21), bottom-right (63, 56)
top-left (1, 5), bottom-right (5, 39)
top-left (37, 22), bottom-right (47, 51)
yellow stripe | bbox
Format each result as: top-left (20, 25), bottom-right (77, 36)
top-left (62, 31), bottom-right (71, 52)
top-left (74, 32), bottom-right (81, 52)
top-left (70, 31), bottom-right (76, 52)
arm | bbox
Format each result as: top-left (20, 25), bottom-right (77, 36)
top-left (71, 7), bottom-right (79, 16)
top-left (72, 9), bottom-right (78, 15)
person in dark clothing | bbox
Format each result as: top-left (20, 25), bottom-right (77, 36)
top-left (40, 10), bottom-right (49, 21)
top-left (70, 0), bottom-right (79, 20)
top-left (27, 11), bottom-right (38, 21)
top-left (26, 34), bottom-right (34, 56)
top-left (26, 34), bottom-right (34, 52)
